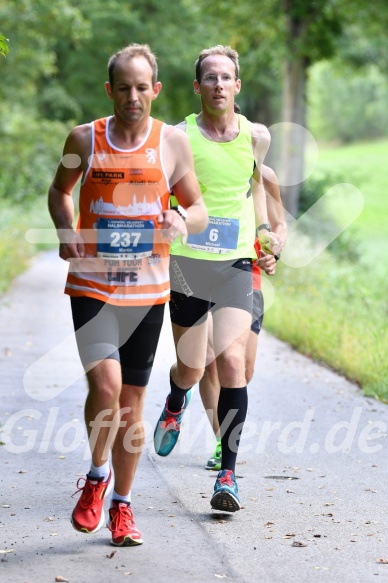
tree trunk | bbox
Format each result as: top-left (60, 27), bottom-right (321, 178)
top-left (280, 56), bottom-right (307, 217)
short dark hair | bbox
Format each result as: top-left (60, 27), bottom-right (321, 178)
top-left (108, 43), bottom-right (158, 86)
top-left (195, 45), bottom-right (240, 83)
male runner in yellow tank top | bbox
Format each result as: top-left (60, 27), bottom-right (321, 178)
top-left (154, 45), bottom-right (284, 512)
top-left (48, 43), bottom-right (207, 546)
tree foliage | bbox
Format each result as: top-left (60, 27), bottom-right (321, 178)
top-left (1, 0), bottom-right (388, 209)
top-left (0, 34), bottom-right (9, 57)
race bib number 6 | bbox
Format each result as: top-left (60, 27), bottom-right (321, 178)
top-left (187, 216), bottom-right (239, 254)
top-left (97, 218), bottom-right (154, 258)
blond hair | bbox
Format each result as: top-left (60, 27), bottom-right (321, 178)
top-left (195, 45), bottom-right (239, 82)
top-left (108, 43), bottom-right (158, 85)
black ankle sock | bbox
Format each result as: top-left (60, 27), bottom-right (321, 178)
top-left (167, 375), bottom-right (192, 413)
top-left (217, 386), bottom-right (248, 473)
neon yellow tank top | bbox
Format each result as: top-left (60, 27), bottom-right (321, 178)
top-left (171, 113), bottom-right (256, 260)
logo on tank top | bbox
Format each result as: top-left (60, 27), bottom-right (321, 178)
top-left (145, 148), bottom-right (157, 164)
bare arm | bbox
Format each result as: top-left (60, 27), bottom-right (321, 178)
top-left (251, 123), bottom-right (282, 256)
top-left (263, 165), bottom-right (287, 247)
top-left (255, 165), bottom-right (287, 276)
top-left (160, 125), bottom-right (208, 244)
top-left (48, 124), bottom-right (91, 260)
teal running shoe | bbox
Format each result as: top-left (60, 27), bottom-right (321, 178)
top-left (205, 440), bottom-right (222, 471)
top-left (153, 390), bottom-right (193, 456)
top-left (210, 469), bottom-right (241, 512)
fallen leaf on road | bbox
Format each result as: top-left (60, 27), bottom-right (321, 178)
top-left (55, 577), bottom-right (69, 582)
top-left (44, 517), bottom-right (54, 522)
top-left (106, 551), bottom-right (116, 559)
top-left (292, 541), bottom-right (307, 547)
top-left (376, 558), bottom-right (388, 564)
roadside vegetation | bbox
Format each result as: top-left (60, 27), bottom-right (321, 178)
top-left (0, 199), bottom-right (54, 296)
top-left (264, 140), bottom-right (388, 400)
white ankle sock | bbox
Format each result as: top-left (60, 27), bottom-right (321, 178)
top-left (89, 460), bottom-right (110, 481)
top-left (111, 489), bottom-right (131, 506)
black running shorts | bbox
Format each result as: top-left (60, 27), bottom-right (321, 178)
top-left (70, 297), bottom-right (164, 386)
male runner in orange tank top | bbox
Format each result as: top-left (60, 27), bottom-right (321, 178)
top-left (48, 43), bottom-right (207, 547)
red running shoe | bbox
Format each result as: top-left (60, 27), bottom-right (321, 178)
top-left (71, 471), bottom-right (112, 533)
top-left (108, 500), bottom-right (143, 546)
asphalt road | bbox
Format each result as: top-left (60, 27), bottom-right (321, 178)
top-left (1, 251), bottom-right (388, 583)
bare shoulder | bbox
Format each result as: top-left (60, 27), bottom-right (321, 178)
top-left (164, 122), bottom-right (187, 140)
top-left (163, 123), bottom-right (191, 153)
top-left (251, 122), bottom-right (271, 147)
top-left (161, 123), bottom-right (194, 181)
top-left (64, 123), bottom-right (92, 157)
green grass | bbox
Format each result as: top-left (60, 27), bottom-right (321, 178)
top-left (317, 139), bottom-right (388, 271)
top-left (265, 139), bottom-right (388, 400)
top-left (0, 198), bottom-right (54, 295)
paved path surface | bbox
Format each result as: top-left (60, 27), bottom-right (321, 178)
top-left (1, 251), bottom-right (388, 583)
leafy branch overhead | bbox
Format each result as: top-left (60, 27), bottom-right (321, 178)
top-left (0, 35), bottom-right (9, 57)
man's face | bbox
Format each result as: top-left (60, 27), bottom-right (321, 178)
top-left (194, 55), bottom-right (241, 114)
top-left (105, 55), bottom-right (161, 124)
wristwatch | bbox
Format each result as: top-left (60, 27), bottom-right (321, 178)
top-left (256, 223), bottom-right (272, 232)
top-left (173, 205), bottom-right (187, 221)
top-left (256, 223), bottom-right (271, 236)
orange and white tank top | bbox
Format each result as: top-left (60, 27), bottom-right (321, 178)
top-left (65, 116), bottom-right (172, 306)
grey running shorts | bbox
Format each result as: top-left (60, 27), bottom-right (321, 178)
top-left (169, 256), bottom-right (253, 328)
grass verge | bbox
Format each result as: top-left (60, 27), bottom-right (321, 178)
top-left (0, 198), bottom-right (54, 295)
top-left (264, 250), bottom-right (388, 401)
top-left (264, 140), bottom-right (388, 401)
